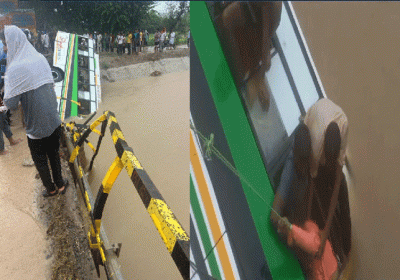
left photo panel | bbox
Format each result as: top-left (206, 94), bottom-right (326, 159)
top-left (0, 1), bottom-right (190, 280)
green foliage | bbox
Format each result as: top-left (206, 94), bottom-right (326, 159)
top-left (139, 9), bottom-right (163, 33)
top-left (163, 2), bottom-right (190, 33)
top-left (146, 32), bottom-right (188, 46)
top-left (21, 1), bottom-right (189, 37)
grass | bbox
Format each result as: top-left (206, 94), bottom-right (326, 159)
top-left (146, 33), bottom-right (188, 46)
top-left (101, 62), bottom-right (110, 70)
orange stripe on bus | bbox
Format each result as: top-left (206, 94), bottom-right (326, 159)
top-left (190, 132), bottom-right (235, 280)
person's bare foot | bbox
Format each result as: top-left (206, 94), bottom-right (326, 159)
top-left (9, 138), bottom-right (22, 146)
top-left (0, 150), bottom-right (8, 155)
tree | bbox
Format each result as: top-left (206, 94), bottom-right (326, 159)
top-left (139, 9), bottom-right (163, 33)
top-left (22, 1), bottom-right (156, 34)
top-left (163, 1), bottom-right (189, 33)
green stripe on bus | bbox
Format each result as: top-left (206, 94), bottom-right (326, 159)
top-left (190, 175), bottom-right (222, 280)
top-left (71, 34), bottom-right (78, 116)
top-left (191, 2), bottom-right (305, 279)
top-left (60, 34), bottom-right (73, 118)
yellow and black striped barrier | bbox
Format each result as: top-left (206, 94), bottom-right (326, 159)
top-left (65, 111), bottom-right (190, 280)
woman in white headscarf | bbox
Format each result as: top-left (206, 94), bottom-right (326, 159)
top-left (304, 98), bottom-right (352, 272)
top-left (304, 98), bottom-right (349, 179)
top-left (1, 25), bottom-right (68, 197)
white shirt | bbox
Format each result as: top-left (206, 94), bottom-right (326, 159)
top-left (43, 34), bottom-right (49, 48)
top-left (117, 35), bottom-right (124, 44)
top-left (160, 32), bottom-right (166, 41)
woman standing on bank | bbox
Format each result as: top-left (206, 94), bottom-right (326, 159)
top-left (1, 25), bottom-right (68, 197)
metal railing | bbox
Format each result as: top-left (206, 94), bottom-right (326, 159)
top-left (63, 111), bottom-right (190, 280)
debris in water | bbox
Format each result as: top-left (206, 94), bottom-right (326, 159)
top-left (150, 70), bottom-right (162, 77)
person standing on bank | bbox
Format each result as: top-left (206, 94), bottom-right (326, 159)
top-left (1, 25), bottom-right (68, 197)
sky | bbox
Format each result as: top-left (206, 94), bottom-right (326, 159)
top-left (153, 1), bottom-right (181, 15)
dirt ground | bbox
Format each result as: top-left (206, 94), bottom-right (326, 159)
top-left (37, 147), bottom-right (97, 280)
top-left (0, 108), bottom-right (97, 280)
top-left (99, 47), bottom-right (189, 69)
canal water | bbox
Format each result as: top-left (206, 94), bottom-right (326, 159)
top-left (294, 2), bottom-right (400, 278)
top-left (84, 70), bottom-right (189, 279)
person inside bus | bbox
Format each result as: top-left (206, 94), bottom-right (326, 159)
top-left (270, 123), bottom-right (311, 230)
top-left (304, 98), bottom-right (352, 270)
top-left (270, 123), bottom-right (316, 275)
top-left (1, 25), bottom-right (69, 197)
top-left (211, 2), bottom-right (282, 113)
top-left (271, 122), bottom-right (342, 280)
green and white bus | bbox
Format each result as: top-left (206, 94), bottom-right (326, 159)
top-left (53, 31), bottom-right (101, 121)
top-left (190, 2), bottom-right (352, 279)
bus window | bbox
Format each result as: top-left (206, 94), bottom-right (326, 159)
top-left (78, 37), bottom-right (89, 52)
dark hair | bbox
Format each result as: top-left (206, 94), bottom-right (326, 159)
top-left (294, 123), bottom-right (312, 164)
top-left (292, 123), bottom-right (312, 226)
top-left (324, 121), bottom-right (341, 162)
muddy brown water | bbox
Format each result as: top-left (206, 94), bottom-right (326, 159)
top-left (293, 2), bottom-right (400, 278)
top-left (80, 70), bottom-right (189, 279)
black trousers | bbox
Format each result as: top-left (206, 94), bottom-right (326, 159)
top-left (118, 44), bottom-right (124, 54)
top-left (28, 126), bottom-right (64, 193)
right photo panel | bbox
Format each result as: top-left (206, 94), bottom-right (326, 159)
top-left (190, 2), bottom-right (400, 279)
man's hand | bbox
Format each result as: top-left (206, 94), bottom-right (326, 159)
top-left (277, 216), bottom-right (292, 241)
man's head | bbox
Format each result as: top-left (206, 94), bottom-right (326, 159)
top-left (293, 123), bottom-right (312, 179)
top-left (324, 121), bottom-right (341, 173)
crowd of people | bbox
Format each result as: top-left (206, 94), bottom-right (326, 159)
top-left (83, 28), bottom-right (187, 55)
top-left (19, 29), bottom-right (57, 55)
top-left (6, 28), bottom-right (190, 57)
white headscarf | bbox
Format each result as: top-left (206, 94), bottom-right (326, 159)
top-left (304, 98), bottom-right (349, 178)
top-left (4, 25), bottom-right (54, 100)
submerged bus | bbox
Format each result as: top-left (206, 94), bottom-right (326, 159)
top-left (190, 2), bottom-right (353, 279)
top-left (53, 31), bottom-right (101, 121)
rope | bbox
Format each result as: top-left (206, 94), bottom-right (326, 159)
top-left (190, 230), bottom-right (226, 279)
top-left (190, 123), bottom-right (281, 219)
top-left (191, 123), bottom-right (287, 280)
top-left (190, 261), bottom-right (218, 280)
